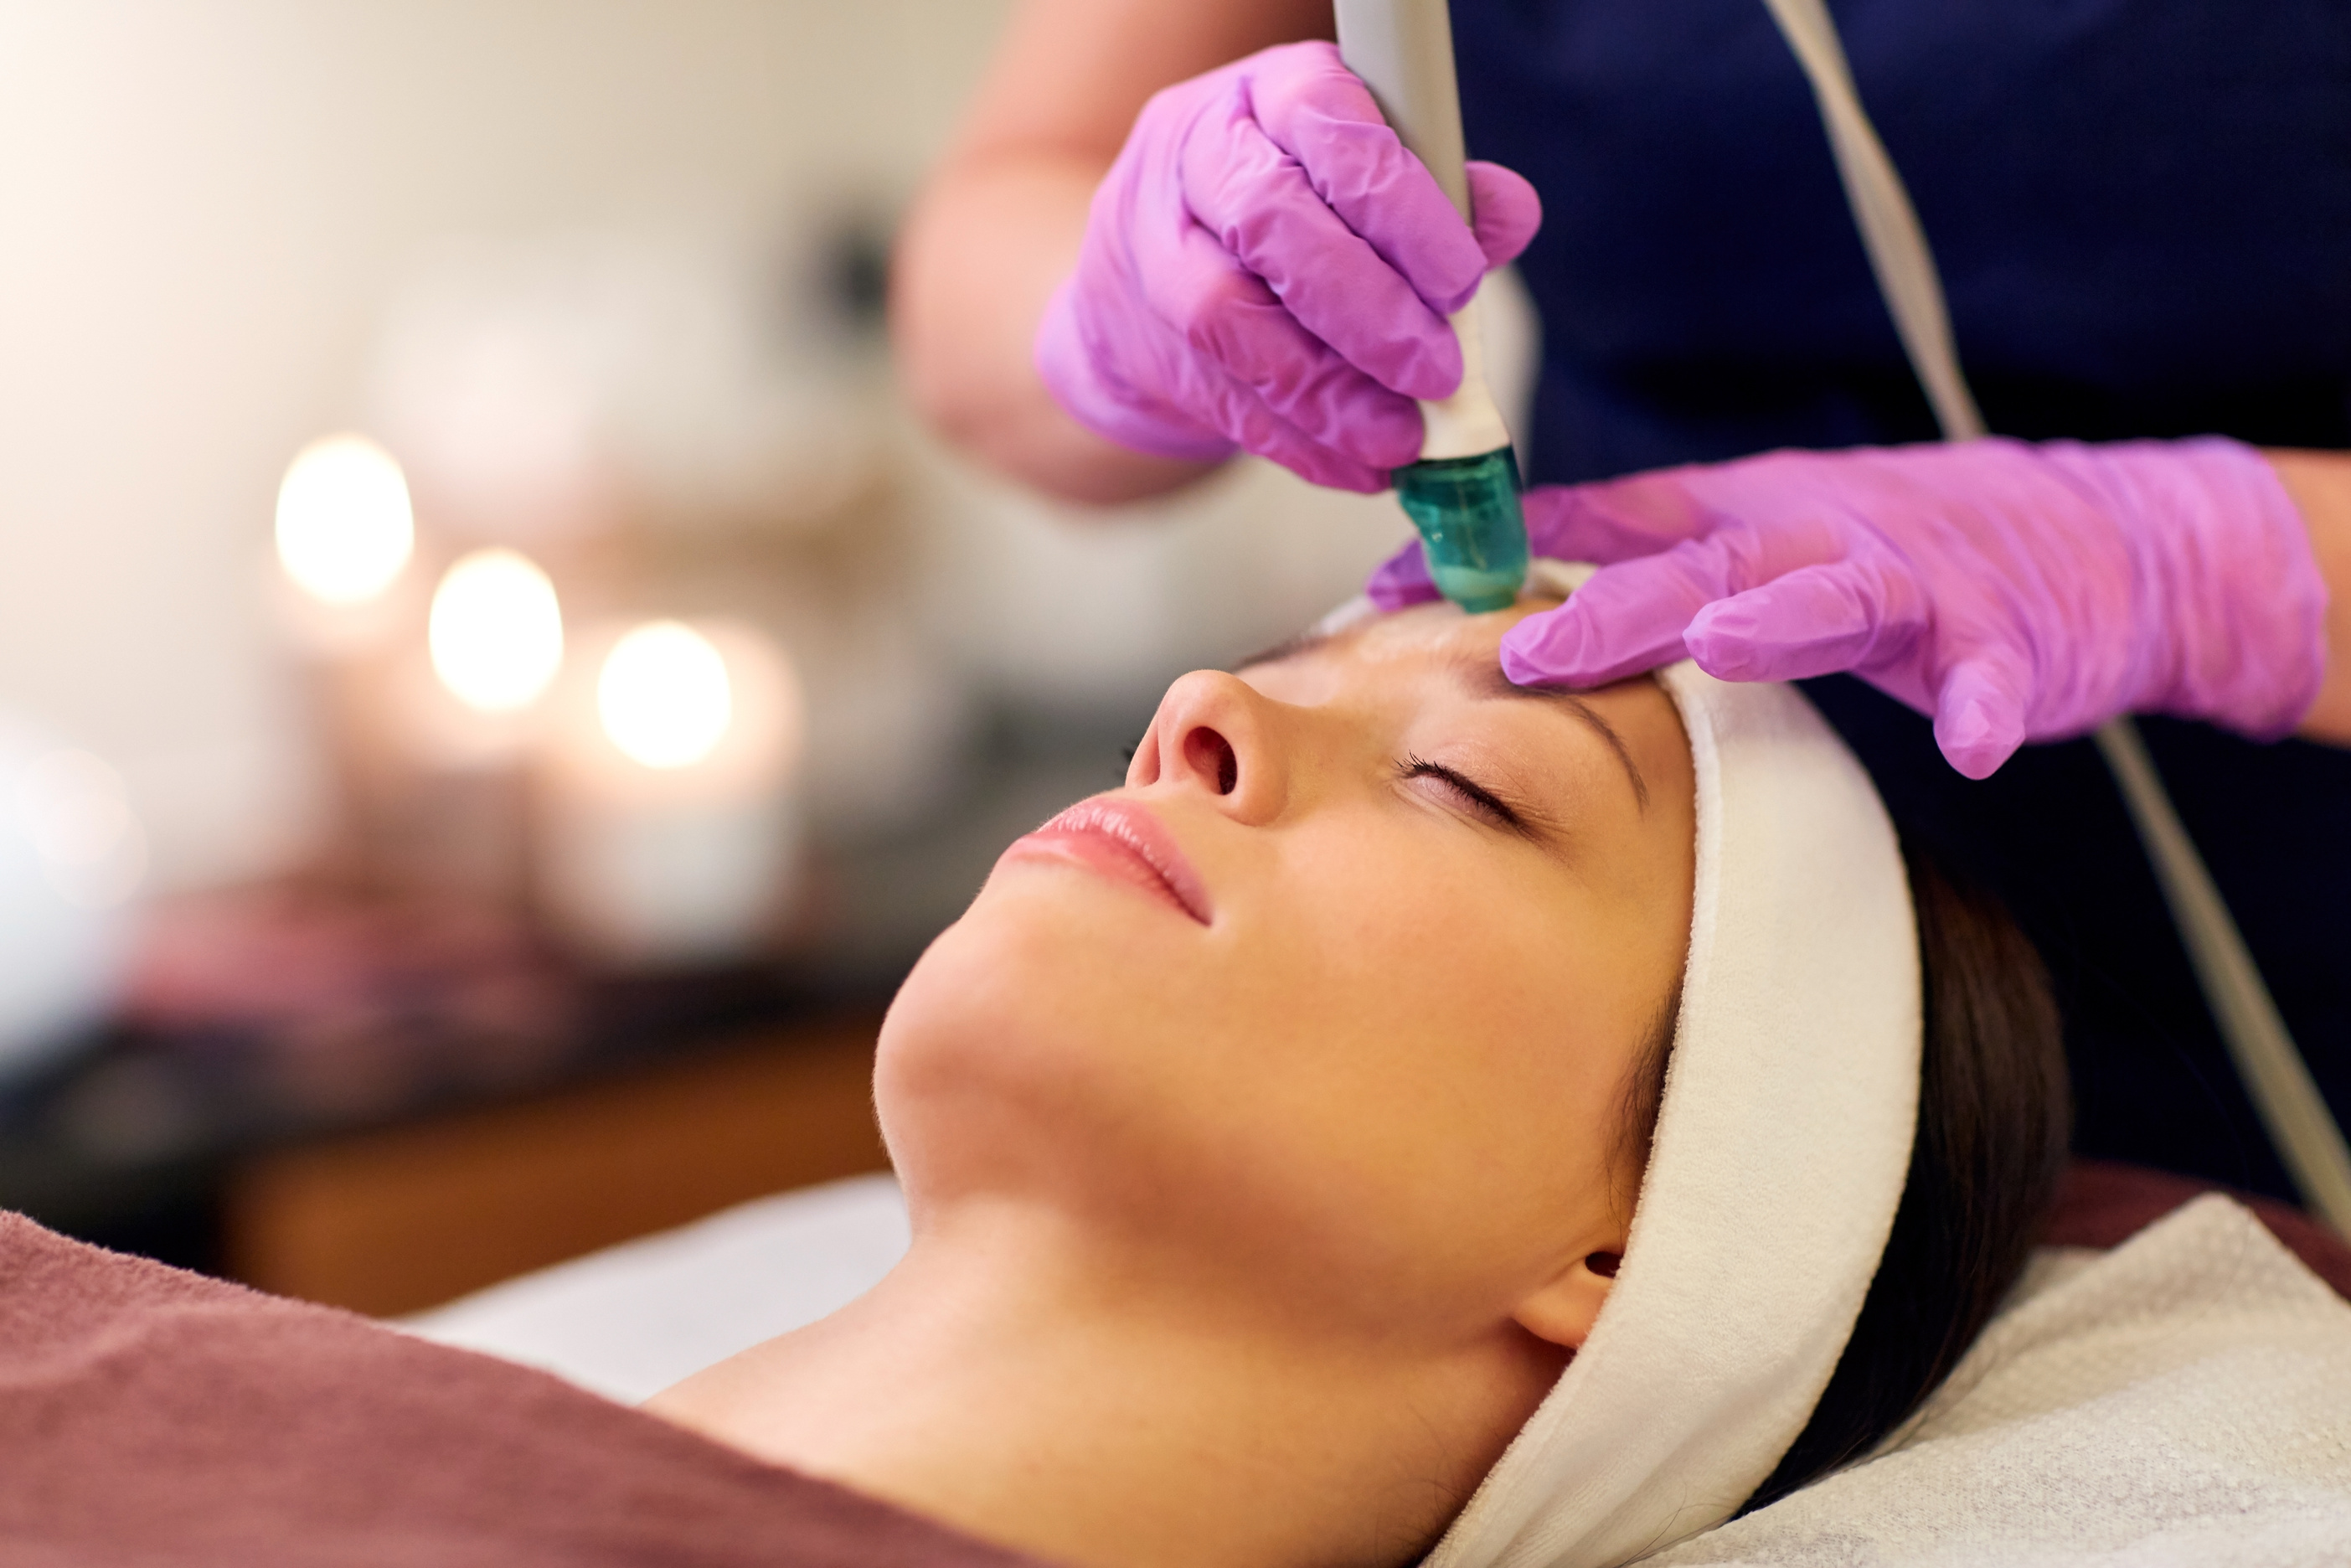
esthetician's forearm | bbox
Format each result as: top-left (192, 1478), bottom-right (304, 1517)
top-left (2265, 449), bottom-right (2351, 745)
top-left (894, 155), bottom-right (1215, 504)
top-left (890, 0), bottom-right (1328, 506)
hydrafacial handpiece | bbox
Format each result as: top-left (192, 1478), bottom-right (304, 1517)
top-left (1335, 0), bottom-right (1529, 613)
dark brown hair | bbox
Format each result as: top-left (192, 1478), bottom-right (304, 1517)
top-left (1743, 838), bottom-right (2072, 1509)
top-left (1608, 837), bottom-right (2070, 1511)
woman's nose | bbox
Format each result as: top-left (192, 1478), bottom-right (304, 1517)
top-left (1128, 670), bottom-right (1286, 824)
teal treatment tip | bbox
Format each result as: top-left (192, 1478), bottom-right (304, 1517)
top-left (1393, 448), bottom-right (1530, 614)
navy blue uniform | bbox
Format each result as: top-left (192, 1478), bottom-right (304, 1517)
top-left (1451, 0), bottom-right (2351, 1199)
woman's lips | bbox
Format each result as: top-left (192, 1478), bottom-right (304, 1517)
top-left (999, 798), bottom-right (1212, 925)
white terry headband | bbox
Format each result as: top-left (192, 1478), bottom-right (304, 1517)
top-left (1340, 559), bottom-right (1923, 1566)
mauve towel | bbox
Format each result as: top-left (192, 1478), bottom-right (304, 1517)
top-left (2044, 1158), bottom-right (2351, 1300)
top-left (0, 1212), bottom-right (1048, 1567)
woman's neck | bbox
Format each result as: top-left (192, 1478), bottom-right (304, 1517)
top-left (642, 1198), bottom-right (1555, 1568)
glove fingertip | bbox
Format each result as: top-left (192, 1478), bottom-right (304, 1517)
top-left (1426, 281), bottom-right (1481, 320)
top-left (1685, 600), bottom-right (1861, 684)
top-left (1939, 739), bottom-right (2017, 781)
top-left (1391, 331), bottom-right (1466, 404)
top-left (1464, 161), bottom-right (1543, 268)
top-left (1356, 399), bottom-right (1430, 471)
top-left (1684, 622), bottom-right (1786, 683)
top-left (1499, 608), bottom-right (1600, 687)
top-left (1368, 579), bottom-right (1441, 612)
top-left (1366, 545), bottom-right (1439, 611)
top-left (1933, 692), bottom-right (2024, 780)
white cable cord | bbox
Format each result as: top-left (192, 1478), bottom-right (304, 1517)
top-left (1761, 0), bottom-right (2351, 1237)
top-left (1756, 0), bottom-right (1985, 443)
top-left (2094, 724), bottom-right (2351, 1232)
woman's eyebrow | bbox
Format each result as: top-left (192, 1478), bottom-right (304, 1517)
top-left (1458, 658), bottom-right (1651, 812)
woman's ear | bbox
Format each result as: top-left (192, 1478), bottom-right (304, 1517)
top-left (1513, 1250), bottom-right (1622, 1350)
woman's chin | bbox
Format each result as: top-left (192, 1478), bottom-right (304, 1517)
top-left (879, 891), bottom-right (1175, 1123)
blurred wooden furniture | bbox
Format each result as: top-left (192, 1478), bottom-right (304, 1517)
top-left (1, 734), bottom-right (1125, 1313)
top-left (221, 1012), bottom-right (889, 1317)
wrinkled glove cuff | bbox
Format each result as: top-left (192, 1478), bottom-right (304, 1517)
top-left (2086, 436), bottom-right (2328, 740)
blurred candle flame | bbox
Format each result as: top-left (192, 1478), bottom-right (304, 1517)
top-left (275, 435), bottom-right (415, 606)
top-left (428, 548), bottom-right (564, 714)
top-left (598, 621), bottom-right (733, 769)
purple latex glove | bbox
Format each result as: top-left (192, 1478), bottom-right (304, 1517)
top-left (1369, 438), bottom-right (2328, 777)
top-left (1035, 40), bottom-right (1540, 493)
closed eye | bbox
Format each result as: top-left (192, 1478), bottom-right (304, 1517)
top-left (1399, 754), bottom-right (1526, 833)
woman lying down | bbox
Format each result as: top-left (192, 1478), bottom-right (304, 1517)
top-left (0, 562), bottom-right (2283, 1566)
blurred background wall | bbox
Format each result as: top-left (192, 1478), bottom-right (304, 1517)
top-left (0, 0), bottom-right (1019, 892)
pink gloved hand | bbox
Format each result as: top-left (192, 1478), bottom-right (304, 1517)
top-left (1035, 40), bottom-right (1540, 493)
top-left (1368, 438), bottom-right (2328, 777)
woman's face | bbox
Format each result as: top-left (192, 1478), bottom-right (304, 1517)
top-left (878, 598), bottom-right (1695, 1341)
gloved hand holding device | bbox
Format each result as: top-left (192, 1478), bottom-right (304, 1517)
top-left (1369, 437), bottom-right (2330, 778)
top-left (1034, 39), bottom-right (1539, 494)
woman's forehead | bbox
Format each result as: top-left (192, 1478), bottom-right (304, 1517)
top-left (1338, 596), bottom-right (1563, 666)
top-left (1240, 597), bottom-right (1561, 685)
top-left (1242, 600), bottom-right (1692, 807)
top-left (1246, 596), bottom-right (1667, 720)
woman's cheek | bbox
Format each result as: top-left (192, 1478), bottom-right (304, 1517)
top-left (1338, 846), bottom-right (1562, 1030)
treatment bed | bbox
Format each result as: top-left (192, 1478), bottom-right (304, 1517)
top-left (410, 1163), bottom-right (2351, 1564)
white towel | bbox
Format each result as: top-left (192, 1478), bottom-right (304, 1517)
top-left (404, 1174), bottom-right (911, 1403)
top-left (1428, 559), bottom-right (1924, 1568)
top-left (1649, 1194), bottom-right (2351, 1565)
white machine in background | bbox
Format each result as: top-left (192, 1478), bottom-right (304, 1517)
top-left (0, 714), bottom-right (144, 1078)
